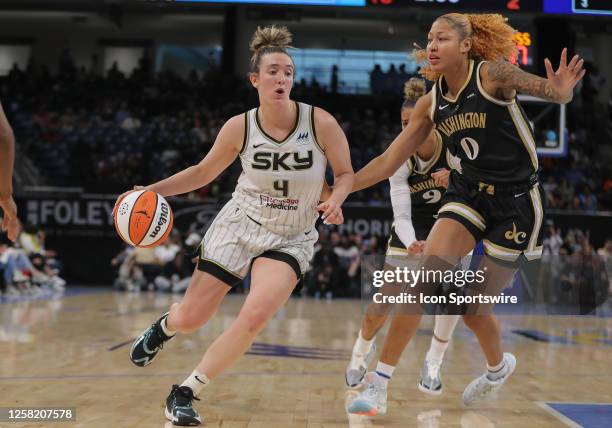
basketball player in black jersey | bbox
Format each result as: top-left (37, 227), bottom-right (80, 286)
top-left (348, 13), bottom-right (584, 412)
top-left (344, 79), bottom-right (463, 416)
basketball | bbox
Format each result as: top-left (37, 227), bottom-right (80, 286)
top-left (114, 190), bottom-right (174, 248)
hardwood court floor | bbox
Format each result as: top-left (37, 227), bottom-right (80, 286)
top-left (0, 290), bottom-right (611, 428)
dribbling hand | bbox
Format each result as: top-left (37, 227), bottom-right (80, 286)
top-left (113, 185), bottom-right (146, 218)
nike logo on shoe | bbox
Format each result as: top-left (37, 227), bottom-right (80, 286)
top-left (195, 375), bottom-right (207, 384)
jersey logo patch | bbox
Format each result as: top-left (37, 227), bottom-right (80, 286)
top-left (467, 92), bottom-right (476, 99)
top-left (439, 104), bottom-right (450, 110)
top-left (296, 132), bottom-right (309, 145)
top-left (253, 142), bottom-right (267, 149)
top-left (504, 222), bottom-right (527, 245)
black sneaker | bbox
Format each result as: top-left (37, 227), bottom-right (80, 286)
top-left (165, 385), bottom-right (202, 426)
top-left (129, 312), bottom-right (174, 367)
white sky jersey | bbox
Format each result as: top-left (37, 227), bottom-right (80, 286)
top-left (232, 102), bottom-right (327, 237)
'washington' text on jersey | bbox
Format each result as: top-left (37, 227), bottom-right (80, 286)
top-left (436, 113), bottom-right (487, 138)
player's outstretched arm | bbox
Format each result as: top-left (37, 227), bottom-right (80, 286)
top-left (484, 48), bottom-right (585, 104)
top-left (313, 107), bottom-right (354, 225)
top-left (140, 114), bottom-right (243, 198)
top-left (0, 102), bottom-right (20, 242)
top-left (352, 93), bottom-right (433, 192)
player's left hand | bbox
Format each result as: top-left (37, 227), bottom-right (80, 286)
top-left (431, 168), bottom-right (450, 189)
top-left (0, 195), bottom-right (21, 242)
top-left (545, 48), bottom-right (586, 103)
top-left (316, 200), bottom-right (344, 225)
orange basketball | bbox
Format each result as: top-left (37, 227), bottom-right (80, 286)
top-left (114, 190), bottom-right (173, 247)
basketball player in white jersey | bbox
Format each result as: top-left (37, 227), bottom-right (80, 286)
top-left (117, 26), bottom-right (354, 426)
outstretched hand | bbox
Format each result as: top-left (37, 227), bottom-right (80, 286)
top-left (544, 48), bottom-right (586, 104)
top-left (316, 200), bottom-right (344, 225)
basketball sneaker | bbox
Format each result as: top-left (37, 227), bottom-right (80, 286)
top-left (418, 355), bottom-right (443, 395)
top-left (462, 352), bottom-right (516, 406)
top-left (347, 372), bottom-right (387, 416)
top-left (165, 385), bottom-right (201, 426)
top-left (345, 343), bottom-right (376, 388)
top-left (130, 312), bottom-right (174, 367)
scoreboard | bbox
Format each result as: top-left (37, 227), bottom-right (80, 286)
top-left (572, 0), bottom-right (612, 15)
top-left (167, 0), bottom-right (612, 14)
top-left (368, 0), bottom-right (542, 11)
top-left (543, 0), bottom-right (612, 15)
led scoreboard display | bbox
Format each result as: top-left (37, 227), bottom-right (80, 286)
top-left (368, 0), bottom-right (542, 11)
top-left (572, 0), bottom-right (612, 15)
top-left (173, 0), bottom-right (366, 5)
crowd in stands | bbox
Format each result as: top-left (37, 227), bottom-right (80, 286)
top-left (541, 221), bottom-right (611, 311)
top-left (0, 226), bottom-right (66, 299)
top-left (107, 224), bottom-right (386, 298)
top-left (3, 54), bottom-right (610, 210)
top-left (0, 51), bottom-right (610, 298)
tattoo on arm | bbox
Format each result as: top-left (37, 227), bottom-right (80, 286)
top-left (487, 61), bottom-right (562, 102)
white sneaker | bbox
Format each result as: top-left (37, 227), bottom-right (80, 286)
top-left (345, 343), bottom-right (376, 388)
top-left (418, 356), bottom-right (443, 395)
top-left (347, 372), bottom-right (387, 416)
top-left (462, 353), bottom-right (516, 406)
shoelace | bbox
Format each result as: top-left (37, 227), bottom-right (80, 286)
top-left (175, 386), bottom-right (201, 407)
top-left (351, 353), bottom-right (367, 369)
top-left (426, 360), bottom-right (441, 380)
top-left (364, 382), bottom-right (382, 400)
top-left (146, 324), bottom-right (167, 351)
top-left (473, 376), bottom-right (496, 399)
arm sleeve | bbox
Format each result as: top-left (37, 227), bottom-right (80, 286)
top-left (388, 162), bottom-right (417, 248)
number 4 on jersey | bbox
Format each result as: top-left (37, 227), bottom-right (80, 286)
top-left (274, 180), bottom-right (289, 197)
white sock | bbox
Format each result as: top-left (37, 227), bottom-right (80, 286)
top-left (427, 337), bottom-right (448, 362)
top-left (428, 315), bottom-right (459, 361)
top-left (160, 316), bottom-right (176, 337)
top-left (353, 330), bottom-right (374, 355)
top-left (375, 361), bottom-right (395, 386)
top-left (486, 358), bottom-right (507, 381)
top-left (180, 370), bottom-right (210, 396)
top-left (433, 315), bottom-right (459, 341)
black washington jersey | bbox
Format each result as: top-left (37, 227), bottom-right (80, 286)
top-left (407, 132), bottom-right (455, 223)
top-left (431, 60), bottom-right (538, 184)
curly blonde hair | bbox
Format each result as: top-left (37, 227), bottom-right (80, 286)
top-left (402, 78), bottom-right (427, 108)
top-left (249, 25), bottom-right (293, 73)
top-left (414, 13), bottom-right (518, 81)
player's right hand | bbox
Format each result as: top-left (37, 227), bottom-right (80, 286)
top-left (431, 168), bottom-right (450, 189)
top-left (113, 186), bottom-right (146, 217)
top-left (0, 195), bottom-right (20, 242)
top-left (316, 200), bottom-right (344, 225)
top-left (406, 240), bottom-right (426, 255)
